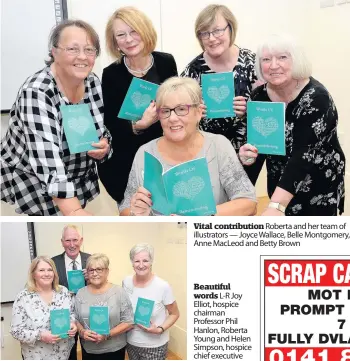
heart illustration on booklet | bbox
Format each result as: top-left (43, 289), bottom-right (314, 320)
top-left (207, 85), bottom-right (230, 104)
top-left (69, 276), bottom-right (81, 286)
top-left (54, 317), bottom-right (68, 329)
top-left (68, 116), bottom-right (90, 136)
top-left (252, 116), bottom-right (279, 137)
top-left (138, 305), bottom-right (151, 317)
top-left (92, 313), bottom-right (107, 325)
top-left (131, 91), bottom-right (152, 109)
top-left (173, 176), bottom-right (205, 200)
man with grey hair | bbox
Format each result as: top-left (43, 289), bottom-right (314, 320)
top-left (52, 224), bottom-right (91, 360)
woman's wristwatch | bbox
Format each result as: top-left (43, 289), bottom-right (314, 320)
top-left (157, 326), bottom-right (165, 334)
top-left (268, 202), bottom-right (286, 213)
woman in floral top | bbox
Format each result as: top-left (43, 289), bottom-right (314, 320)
top-left (11, 256), bottom-right (77, 360)
top-left (239, 34), bottom-right (345, 216)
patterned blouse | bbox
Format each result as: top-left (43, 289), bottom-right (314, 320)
top-left (250, 78), bottom-right (345, 216)
top-left (181, 47), bottom-right (257, 150)
top-left (0, 67), bottom-right (112, 215)
top-left (11, 287), bottom-right (74, 360)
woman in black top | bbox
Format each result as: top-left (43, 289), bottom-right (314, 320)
top-left (98, 6), bottom-right (178, 203)
top-left (181, 4), bottom-right (261, 182)
top-left (239, 34), bottom-right (345, 216)
top-left (181, 4), bottom-right (259, 152)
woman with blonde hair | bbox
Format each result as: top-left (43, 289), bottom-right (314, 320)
top-left (75, 253), bottom-right (133, 360)
top-left (11, 256), bottom-right (77, 359)
top-left (182, 4), bottom-right (261, 180)
top-left (98, 6), bottom-right (178, 204)
top-left (119, 76), bottom-right (256, 216)
top-left (123, 244), bottom-right (179, 360)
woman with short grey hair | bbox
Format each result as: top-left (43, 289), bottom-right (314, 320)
top-left (123, 244), bottom-right (180, 360)
top-left (239, 34), bottom-right (345, 216)
top-left (1, 19), bottom-right (111, 216)
top-left (75, 253), bottom-right (133, 360)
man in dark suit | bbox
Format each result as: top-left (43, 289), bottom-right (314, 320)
top-left (52, 225), bottom-right (91, 360)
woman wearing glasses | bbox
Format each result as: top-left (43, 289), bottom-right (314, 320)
top-left (119, 77), bottom-right (256, 216)
top-left (11, 256), bottom-right (77, 360)
top-left (181, 4), bottom-right (261, 180)
top-left (75, 254), bottom-right (134, 360)
top-left (97, 6), bottom-right (178, 205)
top-left (0, 20), bottom-right (111, 216)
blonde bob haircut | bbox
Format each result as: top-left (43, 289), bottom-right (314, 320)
top-left (255, 34), bottom-right (312, 81)
top-left (105, 6), bottom-right (157, 62)
top-left (86, 253), bottom-right (110, 270)
top-left (129, 243), bottom-right (154, 264)
top-left (156, 77), bottom-right (202, 108)
top-left (195, 4), bottom-right (238, 51)
top-left (26, 256), bottom-right (61, 292)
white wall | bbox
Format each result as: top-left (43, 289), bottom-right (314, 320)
top-left (0, 222), bottom-right (187, 360)
top-left (303, 0), bottom-right (350, 209)
top-left (1, 0), bottom-right (57, 110)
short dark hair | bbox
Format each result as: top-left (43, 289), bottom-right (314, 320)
top-left (45, 19), bottom-right (100, 66)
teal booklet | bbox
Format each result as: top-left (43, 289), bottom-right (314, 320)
top-left (67, 270), bottom-right (85, 294)
top-left (118, 78), bottom-right (159, 122)
top-left (144, 152), bottom-right (217, 216)
top-left (61, 103), bottom-right (99, 154)
top-left (201, 72), bottom-right (235, 118)
top-left (247, 101), bottom-right (286, 155)
top-left (89, 306), bottom-right (110, 335)
top-left (50, 308), bottom-right (70, 338)
top-left (134, 297), bottom-right (155, 327)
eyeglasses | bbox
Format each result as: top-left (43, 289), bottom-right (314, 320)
top-left (115, 30), bottom-right (140, 41)
top-left (198, 24), bottom-right (230, 40)
top-left (55, 45), bottom-right (97, 56)
top-left (87, 267), bottom-right (105, 274)
top-left (157, 104), bottom-right (199, 119)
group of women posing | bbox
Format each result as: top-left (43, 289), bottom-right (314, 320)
top-left (1, 4), bottom-right (345, 216)
top-left (11, 244), bottom-right (179, 360)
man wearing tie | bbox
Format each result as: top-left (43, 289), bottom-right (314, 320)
top-left (52, 224), bottom-right (91, 360)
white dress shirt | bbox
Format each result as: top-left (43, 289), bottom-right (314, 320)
top-left (64, 253), bottom-right (82, 273)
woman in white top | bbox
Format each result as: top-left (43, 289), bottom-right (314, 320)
top-left (123, 244), bottom-right (180, 360)
top-left (11, 256), bottom-right (77, 360)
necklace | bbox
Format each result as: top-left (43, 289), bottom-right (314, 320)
top-left (124, 54), bottom-right (154, 76)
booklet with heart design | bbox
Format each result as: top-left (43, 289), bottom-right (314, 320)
top-left (201, 72), bottom-right (235, 119)
top-left (247, 101), bottom-right (286, 155)
top-left (118, 77), bottom-right (159, 122)
top-left (61, 104), bottom-right (99, 154)
top-left (144, 152), bottom-right (216, 216)
top-left (67, 270), bottom-right (85, 294)
top-left (134, 297), bottom-right (155, 327)
top-left (90, 306), bottom-right (110, 335)
top-left (50, 308), bottom-right (70, 338)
